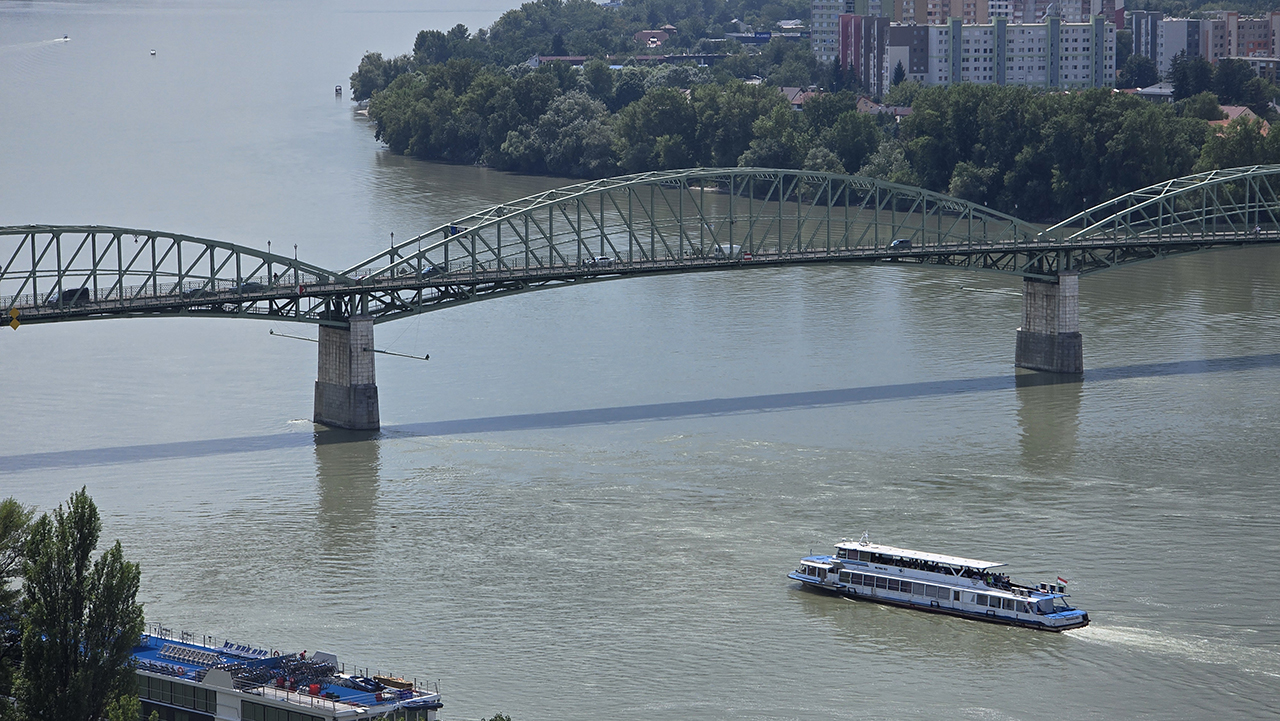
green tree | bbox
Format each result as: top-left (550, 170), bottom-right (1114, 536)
top-left (1194, 117), bottom-right (1275, 171)
top-left (1118, 54), bottom-right (1159, 90)
top-left (348, 52), bottom-right (415, 102)
top-left (948, 161), bottom-right (998, 204)
top-left (738, 103), bottom-right (812, 168)
top-left (857, 140), bottom-right (919, 186)
top-left (1176, 91), bottom-right (1226, 120)
top-left (821, 111), bottom-right (882, 174)
top-left (1213, 58), bottom-right (1255, 105)
top-left (690, 81), bottom-right (789, 167)
top-left (614, 86), bottom-right (698, 172)
top-left (0, 498), bottom-right (34, 697)
top-left (891, 60), bottom-right (906, 87)
top-left (1169, 51), bottom-right (1214, 101)
top-left (882, 80), bottom-right (923, 107)
top-left (16, 489), bottom-right (145, 721)
top-left (1241, 76), bottom-right (1278, 119)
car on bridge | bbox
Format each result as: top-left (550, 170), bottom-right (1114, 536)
top-left (45, 288), bottom-right (92, 307)
top-left (891, 238), bottom-right (912, 249)
top-left (582, 256), bottom-right (614, 268)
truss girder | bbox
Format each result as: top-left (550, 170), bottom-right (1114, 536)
top-left (6, 166), bottom-right (1280, 327)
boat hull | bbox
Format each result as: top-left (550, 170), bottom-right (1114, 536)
top-left (789, 572), bottom-right (1089, 632)
top-left (837, 584), bottom-right (1089, 632)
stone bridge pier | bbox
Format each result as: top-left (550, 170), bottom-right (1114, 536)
top-left (1015, 271), bottom-right (1083, 374)
top-left (314, 315), bottom-right (380, 430)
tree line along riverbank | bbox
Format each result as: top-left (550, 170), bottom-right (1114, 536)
top-left (353, 0), bottom-right (1280, 222)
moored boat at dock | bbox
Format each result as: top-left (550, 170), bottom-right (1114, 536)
top-left (789, 534), bottom-right (1089, 631)
top-left (133, 623), bottom-right (443, 720)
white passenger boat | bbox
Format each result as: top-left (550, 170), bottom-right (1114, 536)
top-left (788, 534), bottom-right (1089, 631)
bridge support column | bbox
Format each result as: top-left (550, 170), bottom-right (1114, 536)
top-left (313, 315), bottom-right (380, 430)
top-left (1015, 272), bottom-right (1082, 374)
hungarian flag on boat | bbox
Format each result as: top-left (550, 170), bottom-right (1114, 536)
top-left (1057, 577), bottom-right (1069, 585)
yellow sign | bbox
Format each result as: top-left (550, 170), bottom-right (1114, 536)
top-left (8, 318), bottom-right (18, 330)
top-left (7, 308), bottom-right (16, 319)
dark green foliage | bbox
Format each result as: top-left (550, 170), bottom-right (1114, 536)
top-left (1195, 117), bottom-right (1280, 171)
top-left (822, 111), bottom-right (883, 173)
top-left (1176, 91), bottom-right (1225, 121)
top-left (1170, 51), bottom-right (1214, 101)
top-left (349, 52), bottom-right (415, 102)
top-left (1214, 58), bottom-right (1256, 105)
top-left (691, 81), bottom-right (791, 166)
top-left (0, 498), bottom-right (34, 697)
top-left (892, 61), bottom-right (906, 87)
top-left (1118, 54), bottom-right (1159, 90)
top-left (900, 85), bottom-right (1207, 220)
top-left (16, 488), bottom-right (144, 721)
top-left (614, 86), bottom-right (698, 171)
top-left (1115, 29), bottom-right (1132, 70)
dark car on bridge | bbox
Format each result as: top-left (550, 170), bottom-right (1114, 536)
top-left (182, 286), bottom-right (216, 300)
top-left (45, 288), bottom-right (92, 307)
top-left (232, 282), bottom-right (267, 294)
top-left (891, 238), bottom-right (912, 249)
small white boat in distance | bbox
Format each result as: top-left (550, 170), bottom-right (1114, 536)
top-left (789, 533), bottom-right (1089, 631)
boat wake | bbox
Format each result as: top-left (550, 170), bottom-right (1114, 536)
top-left (1069, 624), bottom-right (1280, 678)
top-left (0, 37), bottom-right (70, 53)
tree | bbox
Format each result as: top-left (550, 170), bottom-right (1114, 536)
top-left (16, 489), bottom-right (144, 721)
top-left (1213, 58), bottom-right (1255, 106)
top-left (891, 60), bottom-right (907, 87)
top-left (1169, 51), bottom-right (1214, 101)
top-left (1176, 91), bottom-right (1226, 121)
top-left (821, 111), bottom-right (882, 173)
top-left (1194, 117), bottom-right (1274, 171)
top-left (1118, 54), bottom-right (1159, 90)
top-left (857, 140), bottom-right (918, 186)
top-left (0, 498), bottom-right (33, 697)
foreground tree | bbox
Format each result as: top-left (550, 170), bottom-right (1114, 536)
top-left (0, 498), bottom-right (34, 697)
top-left (16, 489), bottom-right (144, 721)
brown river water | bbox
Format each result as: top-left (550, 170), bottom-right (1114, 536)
top-left (2, 2), bottom-right (1278, 719)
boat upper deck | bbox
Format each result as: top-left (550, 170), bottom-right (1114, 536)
top-left (133, 626), bottom-right (439, 714)
top-left (834, 539), bottom-right (1005, 571)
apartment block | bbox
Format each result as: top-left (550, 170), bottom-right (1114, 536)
top-left (887, 16), bottom-right (1115, 89)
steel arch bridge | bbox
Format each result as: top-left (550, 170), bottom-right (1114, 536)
top-left (5, 166), bottom-right (1279, 328)
top-left (4, 165), bottom-right (1280, 428)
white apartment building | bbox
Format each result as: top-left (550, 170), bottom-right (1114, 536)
top-left (917, 16), bottom-right (1115, 89)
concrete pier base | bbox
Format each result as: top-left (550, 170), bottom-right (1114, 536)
top-left (314, 315), bottom-right (379, 430)
top-left (1015, 272), bottom-right (1083, 374)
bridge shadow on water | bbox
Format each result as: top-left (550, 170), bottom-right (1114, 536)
top-left (3, 353), bottom-right (1278, 474)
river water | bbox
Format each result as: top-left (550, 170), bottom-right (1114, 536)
top-left (2, 2), bottom-right (1279, 719)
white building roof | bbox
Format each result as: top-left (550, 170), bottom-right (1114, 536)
top-left (834, 539), bottom-right (1006, 571)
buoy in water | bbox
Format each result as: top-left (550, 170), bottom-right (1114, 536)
top-left (150, 49), bottom-right (156, 56)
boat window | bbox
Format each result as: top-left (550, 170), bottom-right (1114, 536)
top-left (858, 551), bottom-right (873, 562)
top-left (1016, 601), bottom-right (1029, 613)
top-left (839, 570), bottom-right (852, 583)
top-left (862, 575), bottom-right (874, 587)
top-left (953, 590), bottom-right (960, 601)
top-left (836, 548), bottom-right (849, 559)
top-left (1002, 598), bottom-right (1016, 611)
top-left (875, 576), bottom-right (888, 589)
top-left (886, 579), bottom-right (899, 592)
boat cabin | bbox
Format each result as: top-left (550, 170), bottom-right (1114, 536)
top-left (834, 539), bottom-right (1005, 579)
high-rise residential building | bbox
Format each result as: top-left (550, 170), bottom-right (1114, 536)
top-left (1130, 10), bottom-right (1162, 65)
top-left (911, 15), bottom-right (1115, 88)
top-left (812, 0), bottom-right (848, 62)
top-left (1159, 18), bottom-right (1202, 75)
top-left (840, 14), bottom-right (892, 94)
